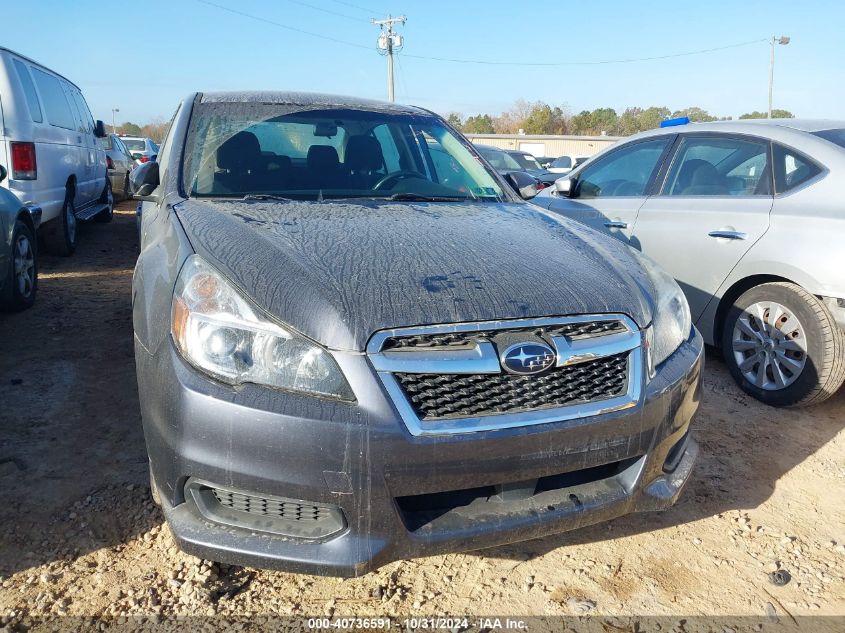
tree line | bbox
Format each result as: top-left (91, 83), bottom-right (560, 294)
top-left (445, 100), bottom-right (795, 136)
top-left (114, 119), bottom-right (170, 143)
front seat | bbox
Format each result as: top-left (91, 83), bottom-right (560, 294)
top-left (306, 145), bottom-right (342, 189)
top-left (216, 131), bottom-right (266, 192)
top-left (345, 135), bottom-right (385, 188)
top-left (681, 161), bottom-right (729, 195)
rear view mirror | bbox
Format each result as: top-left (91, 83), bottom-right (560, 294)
top-left (94, 120), bottom-right (107, 138)
top-left (504, 171), bottom-right (539, 200)
top-left (130, 161), bottom-right (160, 201)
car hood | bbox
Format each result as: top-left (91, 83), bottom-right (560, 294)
top-left (175, 198), bottom-right (655, 351)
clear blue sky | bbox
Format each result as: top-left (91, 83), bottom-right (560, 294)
top-left (7, 0), bottom-right (844, 125)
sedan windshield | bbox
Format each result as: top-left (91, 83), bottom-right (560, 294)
top-left (509, 153), bottom-right (543, 171)
top-left (123, 138), bottom-right (146, 151)
top-left (183, 103), bottom-right (505, 202)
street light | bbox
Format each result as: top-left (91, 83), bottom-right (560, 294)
top-left (111, 108), bottom-right (120, 134)
top-left (768, 36), bottom-right (790, 119)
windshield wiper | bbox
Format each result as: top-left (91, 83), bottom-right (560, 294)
top-left (242, 194), bottom-right (295, 202)
top-left (386, 193), bottom-right (469, 202)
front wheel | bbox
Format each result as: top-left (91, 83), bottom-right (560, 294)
top-left (1, 219), bottom-right (38, 311)
top-left (43, 190), bottom-right (77, 256)
top-left (722, 282), bottom-right (845, 407)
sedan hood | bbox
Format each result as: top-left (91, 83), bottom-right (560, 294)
top-left (175, 199), bottom-right (655, 351)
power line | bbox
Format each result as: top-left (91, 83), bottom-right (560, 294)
top-left (196, 0), bottom-right (371, 49)
top-left (398, 38), bottom-right (769, 67)
top-left (326, 0), bottom-right (379, 14)
top-left (197, 2), bottom-right (767, 68)
top-left (280, 0), bottom-right (369, 23)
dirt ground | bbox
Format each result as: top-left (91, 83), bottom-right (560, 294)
top-left (0, 202), bottom-right (843, 628)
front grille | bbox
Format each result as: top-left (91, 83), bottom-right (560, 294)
top-left (382, 320), bottom-right (626, 351)
top-left (396, 352), bottom-right (628, 420)
top-left (211, 488), bottom-right (333, 522)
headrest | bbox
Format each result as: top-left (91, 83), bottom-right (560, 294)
top-left (307, 145), bottom-right (340, 170)
top-left (217, 131), bottom-right (261, 171)
top-left (345, 135), bottom-right (384, 172)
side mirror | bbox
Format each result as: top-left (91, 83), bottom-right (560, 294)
top-left (0, 165), bottom-right (6, 183)
top-left (554, 176), bottom-right (574, 197)
top-left (504, 171), bottom-right (539, 200)
top-left (94, 120), bottom-right (107, 138)
top-left (130, 161), bottom-right (160, 201)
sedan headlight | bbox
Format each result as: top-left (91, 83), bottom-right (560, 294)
top-left (171, 255), bottom-right (353, 400)
top-left (631, 250), bottom-right (692, 372)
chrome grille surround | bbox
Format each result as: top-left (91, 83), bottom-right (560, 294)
top-left (367, 315), bottom-right (644, 437)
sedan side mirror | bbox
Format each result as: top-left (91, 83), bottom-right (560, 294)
top-left (504, 171), bottom-right (539, 200)
top-left (554, 176), bottom-right (575, 197)
top-left (94, 120), bottom-right (107, 138)
top-left (130, 161), bottom-right (160, 201)
top-left (0, 165), bottom-right (6, 183)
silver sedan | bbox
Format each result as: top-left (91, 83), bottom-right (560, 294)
top-left (533, 119), bottom-right (845, 407)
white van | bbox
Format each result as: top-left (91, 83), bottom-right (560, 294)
top-left (0, 47), bottom-right (113, 256)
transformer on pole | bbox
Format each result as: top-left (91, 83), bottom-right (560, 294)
top-left (371, 15), bottom-right (406, 102)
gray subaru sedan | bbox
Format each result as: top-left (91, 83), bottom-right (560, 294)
top-left (131, 91), bottom-right (702, 576)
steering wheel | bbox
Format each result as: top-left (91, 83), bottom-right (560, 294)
top-left (372, 170), bottom-right (426, 191)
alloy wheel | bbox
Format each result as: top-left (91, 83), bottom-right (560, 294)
top-left (732, 300), bottom-right (807, 391)
top-left (14, 234), bottom-right (35, 298)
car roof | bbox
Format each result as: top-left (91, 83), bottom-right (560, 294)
top-left (198, 91), bottom-right (429, 116)
top-left (0, 46), bottom-right (81, 90)
top-left (632, 118), bottom-right (845, 141)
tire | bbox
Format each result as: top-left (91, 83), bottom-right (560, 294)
top-left (0, 219), bottom-right (38, 312)
top-left (149, 462), bottom-right (161, 507)
top-left (43, 189), bottom-right (77, 256)
top-left (721, 282), bottom-right (845, 407)
top-left (95, 179), bottom-right (114, 223)
top-left (122, 173), bottom-right (131, 201)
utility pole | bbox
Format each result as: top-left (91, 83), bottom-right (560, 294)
top-left (111, 108), bottom-right (120, 134)
top-left (768, 35), bottom-right (790, 118)
top-left (371, 15), bottom-right (406, 102)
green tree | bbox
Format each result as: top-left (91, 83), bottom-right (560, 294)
top-left (462, 114), bottom-right (495, 134)
top-left (588, 108), bottom-right (619, 135)
top-left (617, 107), bottom-right (645, 135)
top-left (638, 106), bottom-right (672, 131)
top-left (522, 102), bottom-right (568, 135)
top-left (445, 112), bottom-right (463, 129)
top-left (671, 107), bottom-right (717, 122)
top-left (119, 122), bottom-right (143, 136)
top-left (740, 109), bottom-right (795, 119)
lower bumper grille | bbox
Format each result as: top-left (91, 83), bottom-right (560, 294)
top-left (185, 479), bottom-right (346, 540)
top-left (396, 353), bottom-right (628, 420)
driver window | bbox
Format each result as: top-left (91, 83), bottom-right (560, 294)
top-left (576, 138), bottom-right (670, 198)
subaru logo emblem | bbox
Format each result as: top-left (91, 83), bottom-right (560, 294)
top-left (500, 342), bottom-right (556, 376)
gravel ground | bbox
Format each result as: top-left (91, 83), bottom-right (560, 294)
top-left (0, 202), bottom-right (843, 630)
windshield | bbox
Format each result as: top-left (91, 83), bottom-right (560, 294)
top-left (812, 128), bottom-right (845, 150)
top-left (510, 153), bottom-right (543, 171)
top-left (123, 138), bottom-right (146, 151)
top-left (551, 156), bottom-right (572, 169)
top-left (183, 104), bottom-right (506, 202)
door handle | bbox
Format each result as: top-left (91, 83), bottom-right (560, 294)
top-left (604, 220), bottom-right (628, 229)
top-left (708, 230), bottom-right (747, 240)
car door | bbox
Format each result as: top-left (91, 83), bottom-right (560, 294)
top-left (539, 136), bottom-right (674, 243)
top-left (631, 133), bottom-right (774, 322)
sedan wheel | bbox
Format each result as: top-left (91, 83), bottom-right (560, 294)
top-left (732, 300), bottom-right (807, 390)
top-left (1, 219), bottom-right (38, 311)
top-left (14, 233), bottom-right (35, 299)
top-left (722, 282), bottom-right (845, 407)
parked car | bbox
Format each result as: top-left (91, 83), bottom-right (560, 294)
top-left (121, 136), bottom-right (158, 165)
top-left (101, 133), bottom-right (135, 200)
top-left (132, 91), bottom-right (702, 576)
top-left (536, 156), bottom-right (558, 169)
top-left (547, 155), bottom-right (575, 174)
top-left (503, 149), bottom-right (559, 186)
top-left (473, 144), bottom-right (546, 190)
top-left (573, 155), bottom-right (591, 168)
top-left (534, 118), bottom-right (845, 407)
top-left (0, 164), bottom-right (38, 311)
top-left (0, 47), bottom-right (113, 255)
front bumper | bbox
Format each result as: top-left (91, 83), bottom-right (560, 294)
top-left (137, 328), bottom-right (703, 576)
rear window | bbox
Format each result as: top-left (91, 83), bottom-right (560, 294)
top-left (123, 139), bottom-right (146, 150)
top-left (12, 60), bottom-right (43, 123)
top-left (811, 128), bottom-right (845, 150)
top-left (510, 153), bottom-right (542, 170)
top-left (551, 156), bottom-right (572, 169)
top-left (30, 68), bottom-right (76, 130)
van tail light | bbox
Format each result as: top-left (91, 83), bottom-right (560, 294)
top-left (106, 156), bottom-right (115, 170)
top-left (139, 154), bottom-right (150, 163)
top-left (11, 142), bottom-right (37, 180)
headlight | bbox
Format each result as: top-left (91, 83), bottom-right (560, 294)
top-left (171, 255), bottom-right (353, 400)
top-left (631, 250), bottom-right (692, 372)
